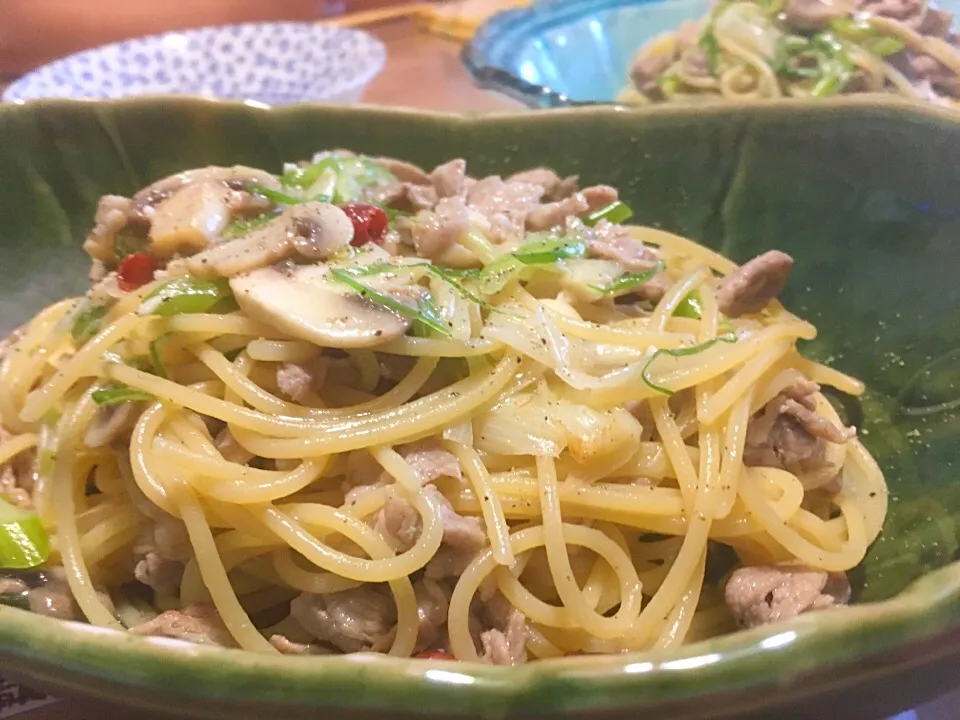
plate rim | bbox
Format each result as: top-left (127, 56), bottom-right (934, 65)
top-left (1, 21), bottom-right (386, 104)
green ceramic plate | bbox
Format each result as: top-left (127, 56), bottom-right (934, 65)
top-left (0, 97), bottom-right (958, 720)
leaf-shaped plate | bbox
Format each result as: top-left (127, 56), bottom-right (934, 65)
top-left (0, 96), bottom-right (959, 719)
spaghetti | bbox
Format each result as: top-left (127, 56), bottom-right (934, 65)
top-left (622, 0), bottom-right (960, 108)
top-left (0, 151), bottom-right (887, 662)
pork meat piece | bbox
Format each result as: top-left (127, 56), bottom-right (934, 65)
top-left (410, 197), bottom-right (471, 261)
top-left (784, 0), bottom-right (854, 30)
top-left (430, 159), bottom-right (468, 199)
top-left (414, 579), bottom-right (451, 652)
top-left (744, 393), bottom-right (855, 475)
top-left (130, 605), bottom-right (237, 647)
top-left (716, 250), bottom-right (794, 317)
top-left (910, 54), bottom-right (960, 98)
top-left (587, 220), bottom-right (661, 272)
top-left (269, 634), bottom-right (333, 655)
top-left (724, 564), bottom-right (851, 628)
top-left (375, 485), bottom-right (486, 578)
top-left (276, 357), bottom-right (328, 403)
top-left (480, 609), bottom-right (528, 665)
top-left (525, 194), bottom-right (590, 231)
top-left (133, 517), bottom-right (192, 596)
top-left (630, 42), bottom-right (675, 95)
top-left (289, 587), bottom-right (397, 653)
top-left (506, 168), bottom-right (578, 200)
top-left (374, 490), bottom-right (422, 552)
top-left (466, 176), bottom-right (546, 243)
top-left (399, 439), bottom-right (462, 484)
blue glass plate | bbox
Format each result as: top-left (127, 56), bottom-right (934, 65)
top-left (464, 0), bottom-right (960, 107)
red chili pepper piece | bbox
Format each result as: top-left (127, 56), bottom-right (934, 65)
top-left (116, 252), bottom-right (155, 292)
top-left (340, 203), bottom-right (389, 247)
top-left (414, 651), bottom-right (455, 660)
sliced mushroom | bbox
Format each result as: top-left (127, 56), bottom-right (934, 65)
top-left (185, 202), bottom-right (353, 278)
top-left (186, 227), bottom-right (293, 278)
top-left (287, 203), bottom-right (355, 260)
top-left (149, 182), bottom-right (234, 258)
top-left (84, 401), bottom-right (143, 448)
top-left (230, 264), bottom-right (414, 348)
top-left (131, 165), bottom-right (280, 218)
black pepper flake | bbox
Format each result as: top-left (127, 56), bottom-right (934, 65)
top-left (869, 491), bottom-right (877, 498)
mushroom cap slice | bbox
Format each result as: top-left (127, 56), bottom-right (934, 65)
top-left (185, 202), bottom-right (353, 278)
top-left (286, 203), bottom-right (355, 260)
top-left (149, 182), bottom-right (233, 258)
top-left (133, 165), bottom-right (280, 213)
top-left (230, 264), bottom-right (412, 349)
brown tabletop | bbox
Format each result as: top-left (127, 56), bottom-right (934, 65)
top-left (362, 17), bottom-right (520, 112)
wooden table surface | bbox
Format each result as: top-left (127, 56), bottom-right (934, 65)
top-left (0, 13), bottom-right (957, 720)
top-left (362, 17), bottom-right (521, 112)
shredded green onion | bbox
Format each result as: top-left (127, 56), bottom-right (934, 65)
top-left (829, 16), bottom-right (903, 54)
top-left (282, 155), bottom-right (396, 192)
top-left (657, 74), bottom-right (681, 97)
top-left (412, 296), bottom-right (448, 338)
top-left (351, 262), bottom-right (517, 316)
top-left (512, 238), bottom-right (588, 265)
top-left (149, 335), bottom-right (169, 379)
top-left (280, 158), bottom-right (342, 189)
top-left (589, 264), bottom-right (662, 295)
top-left (584, 201), bottom-right (634, 227)
top-left (92, 385), bottom-right (155, 405)
top-left (280, 154), bottom-right (398, 204)
top-left (641, 334), bottom-right (737, 395)
top-left (809, 33), bottom-right (854, 97)
top-left (138, 277), bottom-right (235, 317)
top-left (674, 292), bottom-right (704, 319)
top-left (246, 183), bottom-right (303, 205)
top-left (0, 498), bottom-right (49, 569)
top-left (71, 302), bottom-right (108, 343)
top-left (700, 27), bottom-right (722, 75)
top-left (466, 238), bottom-right (588, 295)
top-left (863, 36), bottom-right (905, 56)
top-left (372, 202), bottom-right (412, 221)
top-left (772, 35), bottom-right (813, 76)
top-left (328, 268), bottom-right (452, 337)
top-left (223, 213), bottom-right (275, 238)
top-left (472, 256), bottom-right (524, 295)
top-left (829, 17), bottom-right (873, 40)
